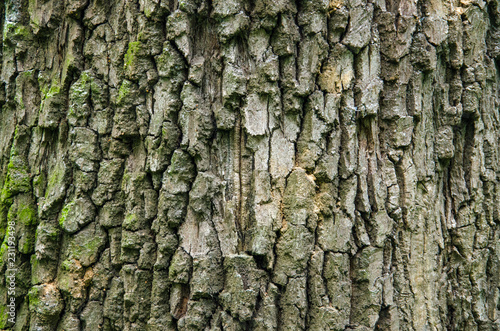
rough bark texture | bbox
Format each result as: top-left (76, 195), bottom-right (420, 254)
top-left (1, 0), bottom-right (500, 329)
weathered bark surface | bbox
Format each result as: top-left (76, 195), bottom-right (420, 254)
top-left (0, 0), bottom-right (500, 329)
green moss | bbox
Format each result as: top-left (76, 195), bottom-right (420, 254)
top-left (19, 238), bottom-right (33, 255)
top-left (69, 236), bottom-right (103, 261)
top-left (0, 241), bottom-right (8, 267)
top-left (60, 258), bottom-right (75, 272)
top-left (0, 204), bottom-right (10, 241)
top-left (3, 158), bottom-right (30, 199)
top-left (58, 201), bottom-right (73, 229)
top-left (178, 0), bottom-right (193, 12)
top-left (3, 22), bottom-right (31, 43)
top-left (70, 71), bottom-right (91, 103)
top-left (28, 286), bottom-right (40, 307)
top-left (57, 276), bottom-right (72, 292)
top-left (18, 203), bottom-right (36, 226)
top-left (137, 31), bottom-right (147, 42)
top-left (84, 236), bottom-right (104, 252)
top-left (39, 76), bottom-right (63, 110)
top-left (120, 168), bottom-right (132, 192)
top-left (46, 83), bottom-right (61, 99)
top-left (15, 25), bottom-right (31, 38)
top-left (123, 213), bottom-right (137, 228)
top-left (0, 218), bottom-right (14, 266)
top-left (143, 6), bottom-right (154, 18)
top-left (0, 306), bottom-right (7, 329)
top-left (66, 224), bottom-right (106, 266)
top-left (124, 41), bottom-right (142, 69)
top-left (46, 226), bottom-right (60, 240)
top-left (123, 212), bottom-right (147, 231)
top-left (0, 125), bottom-right (30, 201)
top-left (38, 74), bottom-right (50, 98)
top-left (0, 185), bottom-right (12, 205)
top-left (117, 80), bottom-right (133, 105)
top-left (67, 104), bottom-right (76, 119)
top-left (7, 156), bottom-right (28, 176)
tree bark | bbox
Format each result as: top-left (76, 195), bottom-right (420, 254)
top-left (0, 0), bottom-right (499, 330)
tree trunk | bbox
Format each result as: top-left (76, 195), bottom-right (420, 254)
top-left (1, 0), bottom-right (499, 329)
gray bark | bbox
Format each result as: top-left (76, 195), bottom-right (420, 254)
top-left (0, 0), bottom-right (500, 330)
